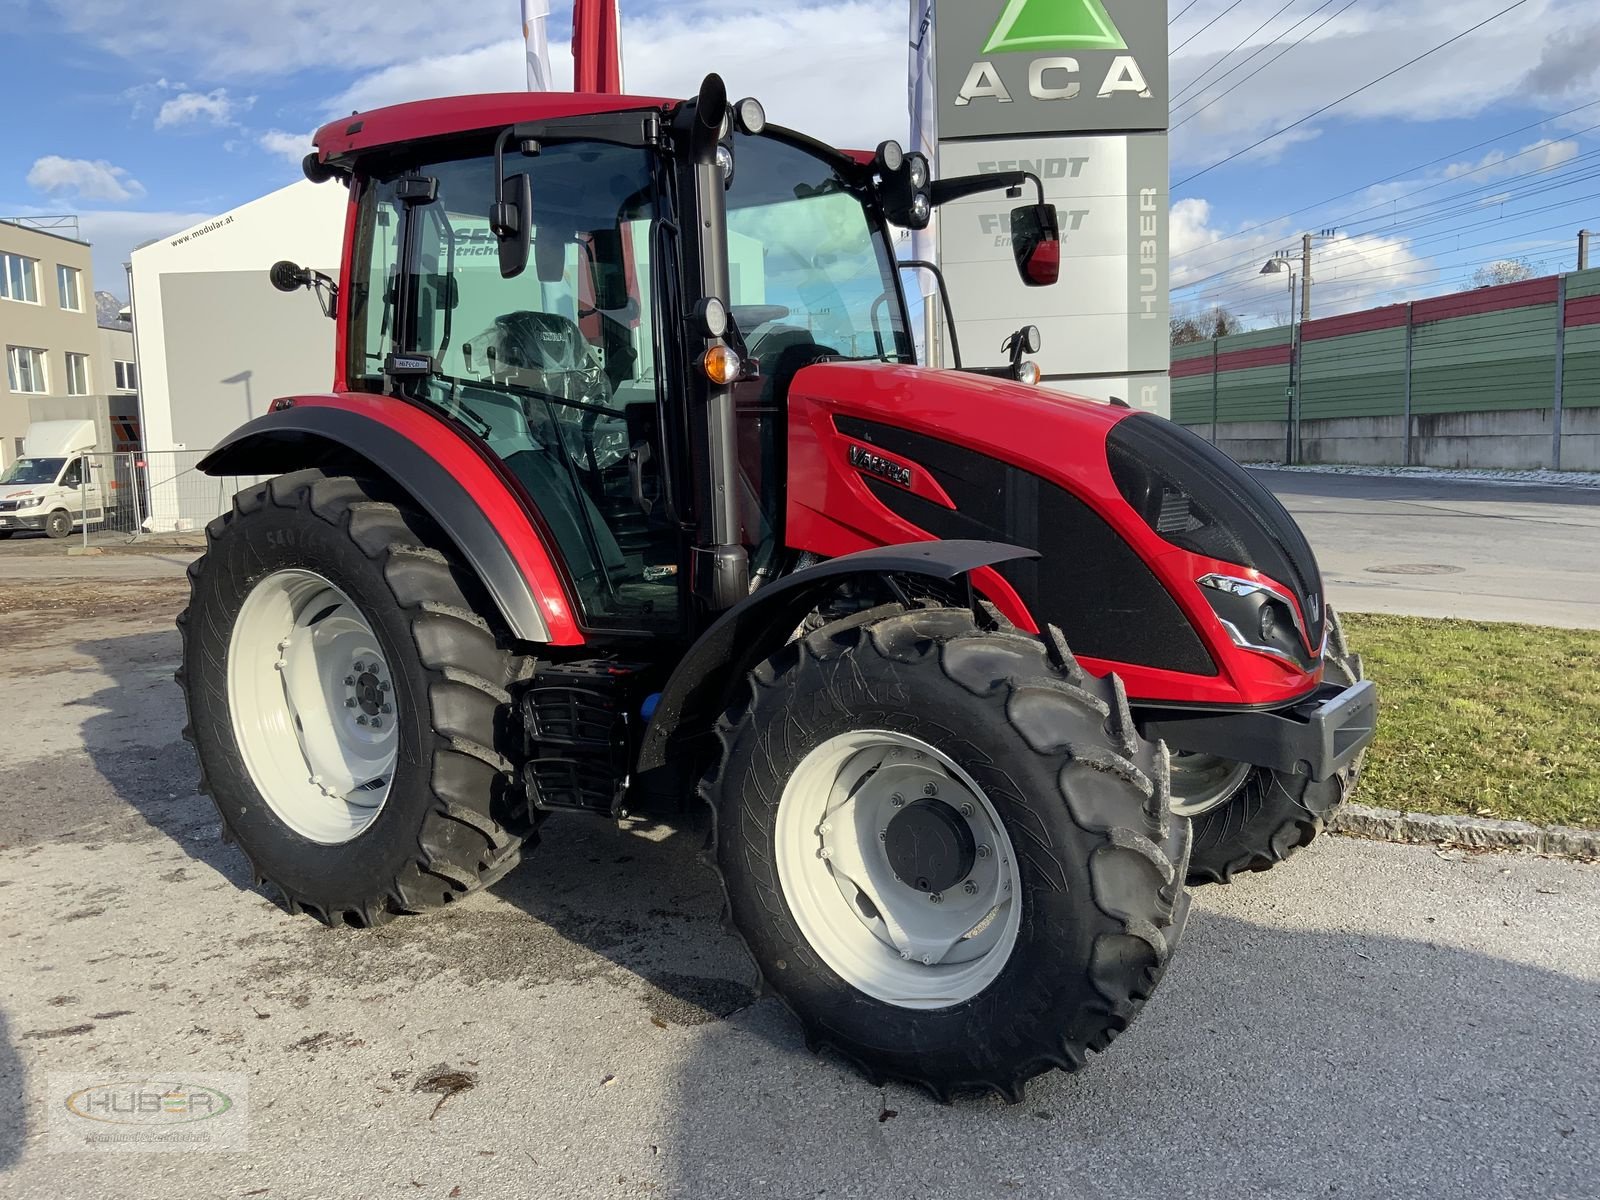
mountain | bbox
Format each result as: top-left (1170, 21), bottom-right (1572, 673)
top-left (95, 290), bottom-right (131, 329)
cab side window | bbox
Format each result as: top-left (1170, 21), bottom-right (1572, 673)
top-left (59, 458), bottom-right (83, 489)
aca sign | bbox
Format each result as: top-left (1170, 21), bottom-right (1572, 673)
top-left (936, 0), bottom-right (1167, 138)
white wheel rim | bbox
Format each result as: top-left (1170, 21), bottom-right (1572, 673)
top-left (775, 731), bottom-right (1022, 1010)
top-left (227, 569), bottom-right (398, 845)
top-left (1168, 751), bottom-right (1253, 818)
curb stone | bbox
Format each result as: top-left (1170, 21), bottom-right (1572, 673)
top-left (1329, 803), bottom-right (1600, 859)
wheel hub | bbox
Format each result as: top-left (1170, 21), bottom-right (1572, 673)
top-left (883, 799), bottom-right (976, 895)
top-left (777, 732), bottom-right (1023, 1010)
top-left (227, 569), bottom-right (399, 845)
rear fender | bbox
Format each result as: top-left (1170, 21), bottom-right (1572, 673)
top-left (635, 540), bottom-right (1038, 773)
top-left (198, 393), bottom-right (583, 645)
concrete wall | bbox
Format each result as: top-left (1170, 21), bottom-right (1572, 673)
top-left (1211, 408), bottom-right (1600, 471)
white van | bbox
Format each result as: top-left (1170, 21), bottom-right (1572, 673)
top-left (0, 420), bottom-right (106, 540)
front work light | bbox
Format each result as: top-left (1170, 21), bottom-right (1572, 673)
top-left (735, 97), bottom-right (766, 135)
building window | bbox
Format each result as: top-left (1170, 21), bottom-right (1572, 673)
top-left (6, 346), bottom-right (48, 394)
top-left (1, 253), bottom-right (40, 303)
top-left (65, 352), bottom-right (91, 396)
top-left (57, 264), bottom-right (83, 311)
top-left (114, 359), bottom-right (139, 391)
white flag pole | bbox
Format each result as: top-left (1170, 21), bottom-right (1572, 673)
top-left (909, 0), bottom-right (941, 363)
top-left (522, 0), bottom-right (554, 91)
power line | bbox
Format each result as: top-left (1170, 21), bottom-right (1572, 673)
top-left (1172, 0), bottom-right (1361, 127)
top-left (1172, 98), bottom-right (1600, 264)
top-left (1170, 0), bottom-right (1206, 27)
top-left (1171, 116), bottom-right (1600, 287)
top-left (1172, 0), bottom-right (1247, 55)
top-left (1171, 0), bottom-right (1314, 108)
top-left (1173, 0), bottom-right (1531, 190)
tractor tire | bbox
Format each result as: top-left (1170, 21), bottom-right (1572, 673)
top-left (703, 605), bottom-right (1191, 1102)
top-left (1181, 607), bottom-right (1366, 885)
top-left (177, 468), bottom-right (537, 927)
top-left (45, 509), bottom-right (72, 539)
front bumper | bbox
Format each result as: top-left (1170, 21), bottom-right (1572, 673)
top-left (0, 513), bottom-right (47, 531)
top-left (1141, 680), bottom-right (1378, 782)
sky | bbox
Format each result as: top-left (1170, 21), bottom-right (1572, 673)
top-left (1, 0), bottom-right (1597, 323)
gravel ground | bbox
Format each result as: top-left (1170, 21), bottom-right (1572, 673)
top-left (0, 577), bottom-right (1596, 1199)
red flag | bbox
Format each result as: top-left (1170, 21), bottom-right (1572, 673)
top-left (573, 0), bottom-right (623, 94)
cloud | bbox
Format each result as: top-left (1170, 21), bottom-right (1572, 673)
top-left (323, 3), bottom-right (905, 153)
top-left (1444, 138), bottom-right (1580, 179)
top-left (1522, 21), bottom-right (1600, 97)
top-left (26, 156), bottom-right (146, 202)
top-left (258, 129), bottom-right (314, 165)
top-left (1169, 0), bottom-right (1596, 174)
top-left (1171, 197), bottom-right (1434, 323)
top-left (155, 88), bottom-right (250, 128)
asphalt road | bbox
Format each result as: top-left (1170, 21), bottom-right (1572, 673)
top-left (1257, 469), bottom-right (1600, 629)
top-left (1, 585), bottom-right (1596, 1199)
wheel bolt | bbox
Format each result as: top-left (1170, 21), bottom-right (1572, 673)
top-left (878, 830), bottom-right (887, 842)
top-left (964, 880), bottom-right (979, 895)
top-left (344, 675), bottom-right (355, 686)
top-left (381, 703), bottom-right (393, 714)
top-left (371, 718), bottom-right (382, 729)
top-left (920, 954), bottom-right (933, 965)
top-left (816, 823), bottom-right (832, 836)
top-left (357, 716), bottom-right (369, 726)
top-left (923, 782), bottom-right (938, 796)
top-left (816, 848), bottom-right (831, 860)
top-left (273, 659), bottom-right (286, 672)
top-left (353, 662), bottom-right (364, 673)
top-left (890, 794), bottom-right (904, 808)
top-left (929, 892), bottom-right (943, 904)
top-left (899, 950), bottom-right (912, 961)
top-left (977, 844), bottom-right (991, 859)
top-left (345, 698), bottom-right (357, 708)
top-left (960, 802), bottom-right (974, 817)
top-left (379, 681), bottom-right (391, 692)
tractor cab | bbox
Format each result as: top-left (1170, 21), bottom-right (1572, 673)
top-left (283, 78), bottom-right (1054, 638)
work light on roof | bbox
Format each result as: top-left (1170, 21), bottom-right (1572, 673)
top-left (735, 97), bottom-right (766, 135)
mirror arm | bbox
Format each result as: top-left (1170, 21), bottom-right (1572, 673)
top-left (927, 170), bottom-right (1045, 209)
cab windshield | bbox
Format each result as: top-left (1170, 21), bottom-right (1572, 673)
top-left (0, 458), bottom-right (64, 486)
top-left (725, 133), bottom-right (912, 365)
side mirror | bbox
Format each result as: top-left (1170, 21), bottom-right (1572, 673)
top-left (1011, 204), bottom-right (1061, 288)
top-left (491, 173), bottom-right (533, 279)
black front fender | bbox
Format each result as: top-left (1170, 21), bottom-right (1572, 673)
top-left (636, 540), bottom-right (1038, 772)
top-left (200, 407), bottom-right (554, 643)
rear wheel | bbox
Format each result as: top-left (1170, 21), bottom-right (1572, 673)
top-left (1180, 608), bottom-right (1366, 884)
top-left (45, 509), bottom-right (72, 539)
top-left (178, 469), bottom-right (536, 926)
top-left (704, 606), bottom-right (1191, 1101)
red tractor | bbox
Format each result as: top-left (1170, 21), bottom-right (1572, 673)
top-left (178, 76), bottom-right (1376, 1100)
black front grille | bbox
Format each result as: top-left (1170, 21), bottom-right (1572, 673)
top-left (838, 416), bottom-right (1215, 677)
top-left (1106, 414), bottom-right (1326, 650)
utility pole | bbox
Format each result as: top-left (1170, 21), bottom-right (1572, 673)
top-left (1302, 233), bottom-right (1314, 323)
top-left (1580, 229), bottom-right (1592, 271)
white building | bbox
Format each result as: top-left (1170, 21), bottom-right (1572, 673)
top-left (128, 181), bottom-right (346, 530)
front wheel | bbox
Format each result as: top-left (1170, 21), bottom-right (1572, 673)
top-left (1179, 607), bottom-right (1367, 884)
top-left (45, 509), bottom-right (72, 539)
top-left (178, 469), bottom-right (535, 926)
top-left (704, 606), bottom-right (1191, 1101)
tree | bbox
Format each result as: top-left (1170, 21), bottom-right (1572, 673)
top-left (1171, 305), bottom-right (1245, 345)
top-left (1471, 258), bottom-right (1540, 288)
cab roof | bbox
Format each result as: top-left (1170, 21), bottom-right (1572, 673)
top-left (312, 92), bottom-right (677, 163)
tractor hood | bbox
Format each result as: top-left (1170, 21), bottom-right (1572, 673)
top-left (785, 361), bottom-right (1328, 708)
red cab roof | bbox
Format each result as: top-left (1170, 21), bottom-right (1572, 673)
top-left (313, 92), bottom-right (678, 161)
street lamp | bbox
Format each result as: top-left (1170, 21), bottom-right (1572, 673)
top-left (1262, 255), bottom-right (1299, 464)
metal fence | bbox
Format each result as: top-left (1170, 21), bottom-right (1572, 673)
top-left (14, 451), bottom-right (265, 546)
